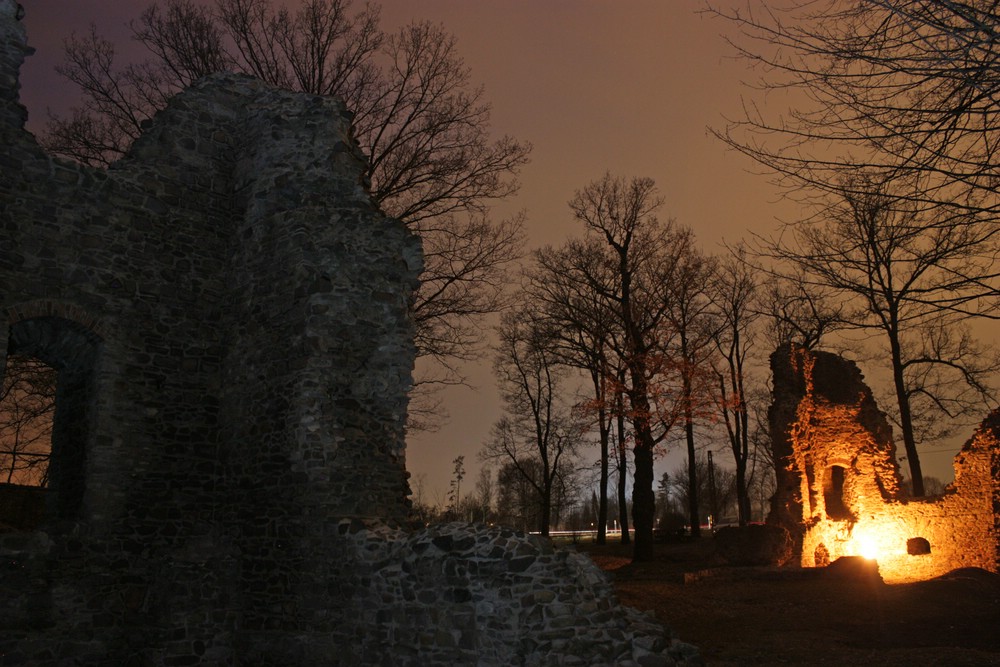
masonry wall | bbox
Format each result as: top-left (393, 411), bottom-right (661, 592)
top-left (769, 344), bottom-right (1000, 584)
top-left (0, 0), bottom-right (420, 661)
top-left (0, 3), bottom-right (699, 664)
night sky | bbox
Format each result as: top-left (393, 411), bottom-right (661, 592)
top-left (16, 1), bottom-right (962, 502)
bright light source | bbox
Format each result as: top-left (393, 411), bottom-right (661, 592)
top-left (856, 534), bottom-right (878, 560)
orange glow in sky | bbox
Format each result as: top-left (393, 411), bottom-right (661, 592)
top-left (16, 1), bottom-right (931, 503)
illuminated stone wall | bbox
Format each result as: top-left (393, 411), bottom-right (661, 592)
top-left (769, 343), bottom-right (1000, 583)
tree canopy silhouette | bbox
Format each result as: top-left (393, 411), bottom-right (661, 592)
top-left (42, 0), bottom-right (531, 424)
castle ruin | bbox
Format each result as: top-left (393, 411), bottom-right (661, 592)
top-left (768, 343), bottom-right (1000, 584)
top-left (0, 3), bottom-right (697, 664)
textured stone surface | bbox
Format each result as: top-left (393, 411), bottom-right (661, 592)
top-left (768, 343), bottom-right (1000, 583)
top-left (1, 1), bottom-right (417, 662)
top-left (0, 3), bottom-right (698, 664)
top-left (335, 522), bottom-right (701, 666)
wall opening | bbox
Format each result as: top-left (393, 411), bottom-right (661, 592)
top-left (0, 354), bottom-right (56, 486)
top-left (814, 543), bottom-right (830, 567)
top-left (823, 465), bottom-right (851, 520)
top-left (907, 537), bottom-right (931, 556)
top-left (0, 317), bottom-right (101, 526)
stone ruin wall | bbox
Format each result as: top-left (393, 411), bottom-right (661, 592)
top-left (769, 343), bottom-right (1000, 584)
top-left (0, 3), bottom-right (698, 664)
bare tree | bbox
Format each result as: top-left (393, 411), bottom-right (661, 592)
top-left (745, 384), bottom-right (779, 522)
top-left (446, 454), bottom-right (465, 518)
top-left (528, 237), bottom-right (618, 544)
top-left (760, 177), bottom-right (999, 495)
top-left (410, 472), bottom-right (441, 525)
top-left (0, 356), bottom-right (57, 486)
top-left (665, 243), bottom-right (719, 537)
top-left (493, 459), bottom-right (545, 532)
top-left (709, 247), bottom-right (761, 526)
top-left (410, 211), bottom-right (526, 388)
top-left (612, 370), bottom-right (632, 545)
top-left (669, 454), bottom-right (737, 528)
top-left (471, 466), bottom-right (495, 524)
top-left (656, 471), bottom-right (683, 529)
top-left (708, 0), bottom-right (1000, 219)
top-left (710, 0), bottom-right (1000, 495)
top-left (480, 306), bottom-right (584, 536)
top-left (757, 264), bottom-right (847, 351)
top-left (567, 173), bottom-right (695, 561)
top-left (43, 0), bottom-right (531, 413)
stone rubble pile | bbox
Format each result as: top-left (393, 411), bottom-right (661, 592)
top-left (346, 521), bottom-right (702, 666)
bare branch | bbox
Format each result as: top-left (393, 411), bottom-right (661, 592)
top-left (41, 0), bottom-right (531, 431)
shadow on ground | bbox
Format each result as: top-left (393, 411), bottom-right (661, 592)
top-left (579, 538), bottom-right (1000, 666)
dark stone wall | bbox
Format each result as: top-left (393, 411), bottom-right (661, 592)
top-left (0, 4), bottom-right (701, 664)
top-left (0, 1), bottom-right (420, 662)
top-left (767, 343), bottom-right (811, 552)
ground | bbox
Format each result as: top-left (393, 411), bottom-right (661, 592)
top-left (578, 538), bottom-right (1000, 666)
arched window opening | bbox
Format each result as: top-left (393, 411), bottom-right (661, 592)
top-left (823, 465), bottom-right (851, 520)
top-left (0, 316), bottom-right (101, 527)
top-left (907, 537), bottom-right (931, 555)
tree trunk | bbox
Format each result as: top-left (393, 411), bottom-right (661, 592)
top-left (626, 375), bottom-right (656, 561)
top-left (594, 371), bottom-right (610, 545)
top-left (889, 329), bottom-right (924, 496)
top-left (683, 361), bottom-right (701, 538)
top-left (733, 360), bottom-right (752, 527)
top-left (685, 419), bottom-right (700, 539)
top-left (613, 385), bottom-right (631, 544)
top-left (631, 438), bottom-right (655, 561)
top-left (598, 427), bottom-right (609, 545)
top-left (539, 482), bottom-right (551, 536)
top-left (733, 400), bottom-right (751, 526)
top-left (616, 408), bottom-right (631, 545)
top-left (735, 458), bottom-right (749, 527)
